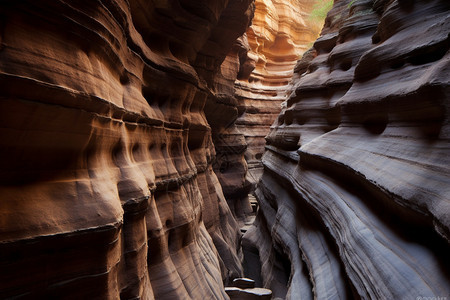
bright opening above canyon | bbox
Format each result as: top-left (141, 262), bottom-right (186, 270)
top-left (0, 0), bottom-right (449, 299)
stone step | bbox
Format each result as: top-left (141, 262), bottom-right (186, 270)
top-left (225, 287), bottom-right (272, 300)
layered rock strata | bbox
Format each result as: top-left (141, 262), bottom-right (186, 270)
top-left (202, 35), bottom-right (254, 225)
top-left (0, 0), bottom-right (253, 298)
top-left (235, 0), bottom-right (324, 188)
top-left (244, 0), bottom-right (450, 298)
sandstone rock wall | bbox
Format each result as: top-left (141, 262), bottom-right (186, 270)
top-left (0, 0), bottom-right (253, 298)
top-left (244, 0), bottom-right (450, 298)
top-left (235, 0), bottom-right (324, 189)
top-left (201, 35), bottom-right (254, 225)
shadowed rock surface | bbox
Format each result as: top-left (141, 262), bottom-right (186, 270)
top-left (243, 0), bottom-right (450, 298)
top-left (203, 34), bottom-right (254, 226)
top-left (0, 0), bottom-right (254, 298)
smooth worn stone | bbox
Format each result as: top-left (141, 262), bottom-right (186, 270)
top-left (232, 277), bottom-right (256, 289)
top-left (243, 0), bottom-right (450, 299)
top-left (0, 0), bottom-right (254, 298)
top-left (225, 287), bottom-right (272, 300)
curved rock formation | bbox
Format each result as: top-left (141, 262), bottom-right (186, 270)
top-left (0, 0), bottom-right (253, 298)
top-left (202, 35), bottom-right (254, 226)
top-left (244, 0), bottom-right (450, 298)
top-left (235, 0), bottom-right (324, 188)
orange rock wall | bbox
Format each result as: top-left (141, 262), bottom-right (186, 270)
top-left (235, 0), bottom-right (324, 187)
top-left (0, 0), bottom-right (254, 298)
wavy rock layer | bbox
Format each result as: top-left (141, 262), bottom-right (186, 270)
top-left (235, 0), bottom-right (324, 188)
top-left (244, 0), bottom-right (450, 298)
top-left (0, 0), bottom-right (254, 298)
top-left (203, 35), bottom-right (254, 225)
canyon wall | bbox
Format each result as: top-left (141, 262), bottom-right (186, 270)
top-left (235, 0), bottom-right (324, 189)
top-left (244, 0), bottom-right (450, 298)
top-left (0, 0), bottom-right (254, 298)
top-left (203, 35), bottom-right (254, 225)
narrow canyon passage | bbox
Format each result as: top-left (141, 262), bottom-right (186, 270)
top-left (0, 0), bottom-right (449, 299)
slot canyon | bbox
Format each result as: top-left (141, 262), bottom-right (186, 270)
top-left (0, 0), bottom-right (449, 299)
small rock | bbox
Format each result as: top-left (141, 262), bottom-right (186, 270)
top-left (232, 277), bottom-right (255, 289)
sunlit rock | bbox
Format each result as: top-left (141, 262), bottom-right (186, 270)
top-left (235, 0), bottom-right (325, 189)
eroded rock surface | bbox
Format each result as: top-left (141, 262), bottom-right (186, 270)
top-left (0, 0), bottom-right (254, 298)
top-left (235, 0), bottom-right (324, 188)
top-left (202, 34), bottom-right (254, 226)
top-left (244, 0), bottom-right (450, 298)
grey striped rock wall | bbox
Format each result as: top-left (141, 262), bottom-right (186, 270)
top-left (243, 0), bottom-right (450, 298)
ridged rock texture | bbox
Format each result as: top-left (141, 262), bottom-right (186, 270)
top-left (244, 0), bottom-right (450, 299)
top-left (203, 35), bottom-right (254, 225)
top-left (235, 0), bottom-right (324, 188)
top-left (0, 0), bottom-right (254, 298)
